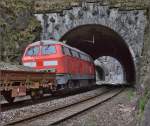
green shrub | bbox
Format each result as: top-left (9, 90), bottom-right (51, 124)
top-left (127, 89), bottom-right (135, 101)
top-left (138, 89), bottom-right (150, 117)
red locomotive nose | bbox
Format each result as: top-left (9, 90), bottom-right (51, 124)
top-left (22, 40), bottom-right (62, 72)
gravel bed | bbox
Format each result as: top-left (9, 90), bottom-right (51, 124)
top-left (0, 62), bottom-right (36, 72)
top-left (15, 89), bottom-right (120, 126)
top-left (0, 87), bottom-right (107, 125)
top-left (56, 88), bottom-right (138, 126)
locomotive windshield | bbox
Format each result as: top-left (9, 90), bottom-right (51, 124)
top-left (42, 45), bottom-right (56, 55)
top-left (25, 46), bottom-right (39, 56)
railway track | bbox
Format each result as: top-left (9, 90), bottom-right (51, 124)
top-left (1, 85), bottom-right (99, 112)
top-left (4, 87), bottom-right (123, 126)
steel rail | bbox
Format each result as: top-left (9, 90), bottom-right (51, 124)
top-left (51, 88), bottom-right (123, 125)
top-left (5, 87), bottom-right (123, 126)
top-left (1, 85), bottom-right (98, 112)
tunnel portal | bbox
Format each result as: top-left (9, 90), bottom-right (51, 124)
top-left (34, 3), bottom-right (146, 85)
top-left (60, 24), bottom-right (136, 84)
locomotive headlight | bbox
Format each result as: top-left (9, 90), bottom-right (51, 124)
top-left (23, 61), bottom-right (36, 67)
top-left (43, 60), bottom-right (58, 66)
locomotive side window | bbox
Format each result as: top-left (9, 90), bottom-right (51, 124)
top-left (86, 56), bottom-right (90, 62)
top-left (77, 52), bottom-right (81, 59)
top-left (80, 54), bottom-right (90, 61)
top-left (80, 54), bottom-right (86, 61)
top-left (89, 56), bottom-right (93, 62)
top-left (71, 50), bottom-right (79, 58)
top-left (62, 46), bottom-right (71, 56)
top-left (25, 46), bottom-right (39, 56)
top-left (85, 55), bottom-right (90, 61)
top-left (42, 45), bottom-right (56, 55)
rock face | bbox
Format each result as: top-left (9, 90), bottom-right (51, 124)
top-left (142, 97), bottom-right (150, 126)
top-left (0, 0), bottom-right (41, 63)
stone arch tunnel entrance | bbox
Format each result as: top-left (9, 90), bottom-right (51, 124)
top-left (60, 24), bottom-right (136, 84)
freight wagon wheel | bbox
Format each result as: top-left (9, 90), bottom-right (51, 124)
top-left (3, 91), bottom-right (15, 103)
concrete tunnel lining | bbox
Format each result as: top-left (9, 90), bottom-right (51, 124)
top-left (60, 24), bottom-right (136, 84)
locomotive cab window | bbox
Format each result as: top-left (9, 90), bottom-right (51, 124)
top-left (25, 46), bottom-right (39, 56)
top-left (42, 45), bottom-right (56, 55)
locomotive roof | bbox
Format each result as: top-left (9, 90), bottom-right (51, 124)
top-left (29, 40), bottom-right (89, 56)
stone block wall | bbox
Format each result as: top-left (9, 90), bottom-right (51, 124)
top-left (33, 0), bottom-right (150, 89)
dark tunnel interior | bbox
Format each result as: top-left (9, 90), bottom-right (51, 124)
top-left (95, 65), bottom-right (105, 81)
top-left (60, 24), bottom-right (136, 84)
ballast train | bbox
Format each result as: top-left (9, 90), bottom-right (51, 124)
top-left (22, 40), bottom-right (95, 91)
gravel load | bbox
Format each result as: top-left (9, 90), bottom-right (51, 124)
top-left (0, 62), bottom-right (37, 72)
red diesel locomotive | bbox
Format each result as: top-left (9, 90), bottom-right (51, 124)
top-left (22, 40), bottom-right (95, 90)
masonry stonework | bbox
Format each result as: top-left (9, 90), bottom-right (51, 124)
top-left (34, 1), bottom-right (148, 87)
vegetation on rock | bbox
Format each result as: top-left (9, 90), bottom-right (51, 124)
top-left (0, 0), bottom-right (41, 63)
